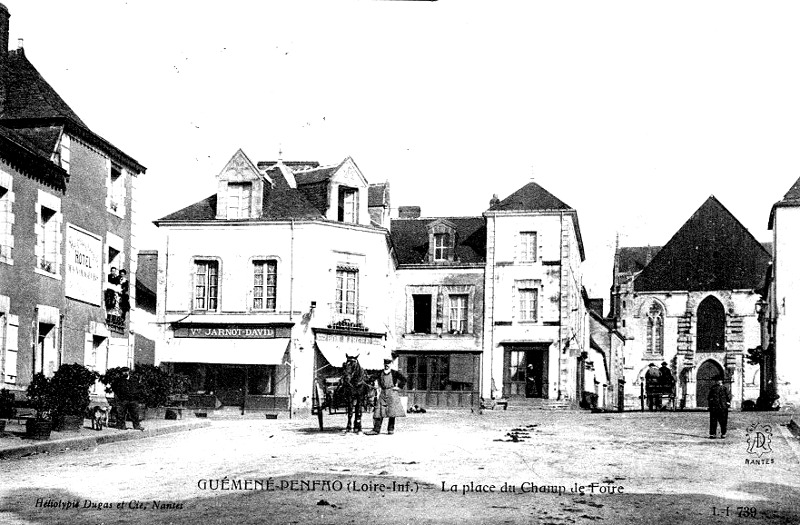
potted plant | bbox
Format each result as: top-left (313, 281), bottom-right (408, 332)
top-left (50, 364), bottom-right (98, 432)
top-left (25, 373), bottom-right (54, 440)
top-left (0, 388), bottom-right (14, 433)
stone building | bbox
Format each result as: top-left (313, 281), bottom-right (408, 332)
top-left (765, 175), bottom-right (800, 408)
top-left (154, 150), bottom-right (395, 415)
top-left (390, 208), bottom-right (486, 409)
top-left (0, 4), bottom-right (145, 394)
top-left (611, 196), bottom-right (769, 410)
top-left (482, 182), bottom-right (593, 407)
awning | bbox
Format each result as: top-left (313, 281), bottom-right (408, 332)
top-left (160, 338), bottom-right (290, 366)
top-left (316, 340), bottom-right (391, 370)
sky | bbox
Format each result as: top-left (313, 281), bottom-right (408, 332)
top-left (3, 0), bottom-right (800, 300)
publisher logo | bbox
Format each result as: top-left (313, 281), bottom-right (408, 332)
top-left (745, 422), bottom-right (773, 457)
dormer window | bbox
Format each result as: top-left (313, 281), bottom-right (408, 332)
top-left (227, 182), bottom-right (252, 219)
top-left (338, 186), bottom-right (358, 223)
top-left (58, 134), bottom-right (70, 174)
top-left (434, 233), bottom-right (452, 261)
top-left (427, 219), bottom-right (457, 263)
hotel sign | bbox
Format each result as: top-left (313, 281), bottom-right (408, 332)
top-left (173, 325), bottom-right (291, 339)
top-left (65, 224), bottom-right (102, 306)
top-left (315, 332), bottom-right (383, 345)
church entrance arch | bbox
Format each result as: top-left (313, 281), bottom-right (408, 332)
top-left (696, 360), bottom-right (724, 408)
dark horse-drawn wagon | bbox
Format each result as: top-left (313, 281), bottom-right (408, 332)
top-left (312, 354), bottom-right (378, 432)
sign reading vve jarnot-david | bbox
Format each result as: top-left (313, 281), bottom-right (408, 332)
top-left (65, 224), bottom-right (103, 306)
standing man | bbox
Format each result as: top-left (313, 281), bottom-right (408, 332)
top-left (112, 372), bottom-right (145, 431)
top-left (645, 363), bottom-right (661, 411)
top-left (366, 358), bottom-right (406, 435)
top-left (707, 376), bottom-right (731, 439)
top-left (658, 362), bottom-right (674, 410)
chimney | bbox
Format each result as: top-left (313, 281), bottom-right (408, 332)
top-left (398, 206), bottom-right (421, 219)
top-left (489, 193), bottom-right (500, 208)
top-left (0, 3), bottom-right (9, 109)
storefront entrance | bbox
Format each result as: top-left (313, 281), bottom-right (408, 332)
top-left (504, 344), bottom-right (549, 398)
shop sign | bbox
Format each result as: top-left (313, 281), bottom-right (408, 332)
top-left (65, 224), bottom-right (102, 306)
top-left (316, 332), bottom-right (383, 345)
top-left (174, 325), bottom-right (290, 339)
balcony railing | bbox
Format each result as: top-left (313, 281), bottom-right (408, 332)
top-left (327, 304), bottom-right (368, 332)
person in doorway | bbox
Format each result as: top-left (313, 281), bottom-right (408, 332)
top-left (645, 363), bottom-right (661, 410)
top-left (365, 358), bottom-right (406, 435)
top-left (707, 376), bottom-right (731, 439)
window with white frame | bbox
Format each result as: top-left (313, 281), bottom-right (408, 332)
top-left (335, 268), bottom-right (358, 315)
top-left (520, 231), bottom-right (537, 261)
top-left (37, 203), bottom-right (60, 274)
top-left (227, 182), bottom-right (252, 219)
top-left (193, 260), bottom-right (219, 311)
top-left (0, 174), bottom-right (14, 263)
top-left (518, 289), bottom-right (538, 321)
top-left (433, 233), bottom-right (453, 261)
top-left (253, 260), bottom-right (277, 310)
top-left (109, 164), bottom-right (125, 215)
top-left (337, 186), bottom-right (358, 223)
top-left (448, 294), bottom-right (468, 333)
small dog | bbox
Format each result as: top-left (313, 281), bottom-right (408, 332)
top-left (89, 405), bottom-right (110, 431)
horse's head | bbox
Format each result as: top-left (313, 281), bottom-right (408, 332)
top-left (342, 354), bottom-right (364, 384)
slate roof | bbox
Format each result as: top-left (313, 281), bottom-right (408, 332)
top-left (0, 49), bottom-right (145, 173)
top-left (0, 123), bottom-right (67, 189)
top-left (768, 175), bottom-right (800, 229)
top-left (156, 165), bottom-right (324, 223)
top-left (390, 217), bottom-right (486, 265)
top-left (616, 246), bottom-right (662, 275)
top-left (368, 183), bottom-right (389, 207)
top-left (489, 181), bottom-right (585, 261)
top-left (293, 160), bottom-right (345, 185)
top-left (634, 196), bottom-right (771, 292)
top-left (489, 181), bottom-right (572, 212)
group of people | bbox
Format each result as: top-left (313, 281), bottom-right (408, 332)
top-left (644, 362), bottom-right (675, 410)
top-left (104, 267), bottom-right (131, 317)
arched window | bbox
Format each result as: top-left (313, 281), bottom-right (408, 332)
top-left (645, 302), bottom-right (664, 356)
top-left (697, 296), bottom-right (725, 353)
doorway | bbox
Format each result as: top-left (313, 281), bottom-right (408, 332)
top-left (504, 345), bottom-right (548, 398)
top-left (696, 360), bottom-right (724, 408)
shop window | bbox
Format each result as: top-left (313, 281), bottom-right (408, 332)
top-left (253, 260), bottom-right (277, 310)
top-left (518, 289), bottom-right (538, 321)
top-left (248, 366), bottom-right (276, 395)
top-left (194, 260), bottom-right (219, 311)
top-left (412, 294), bottom-right (432, 334)
top-left (337, 186), bottom-right (358, 223)
top-left (448, 295), bottom-right (468, 333)
top-left (403, 354), bottom-right (476, 392)
top-left (227, 182), bottom-right (252, 219)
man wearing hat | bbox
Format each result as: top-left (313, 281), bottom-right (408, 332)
top-left (365, 358), bottom-right (406, 435)
top-left (658, 361), bottom-right (674, 410)
top-left (644, 363), bottom-right (661, 410)
top-left (707, 376), bottom-right (731, 439)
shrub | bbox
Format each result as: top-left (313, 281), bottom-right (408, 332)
top-left (100, 365), bottom-right (190, 407)
top-left (50, 364), bottom-right (98, 428)
top-left (26, 373), bottom-right (54, 420)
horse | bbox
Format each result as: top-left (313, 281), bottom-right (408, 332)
top-left (339, 354), bottom-right (372, 433)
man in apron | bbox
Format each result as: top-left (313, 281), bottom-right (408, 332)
top-left (365, 358), bottom-right (406, 435)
